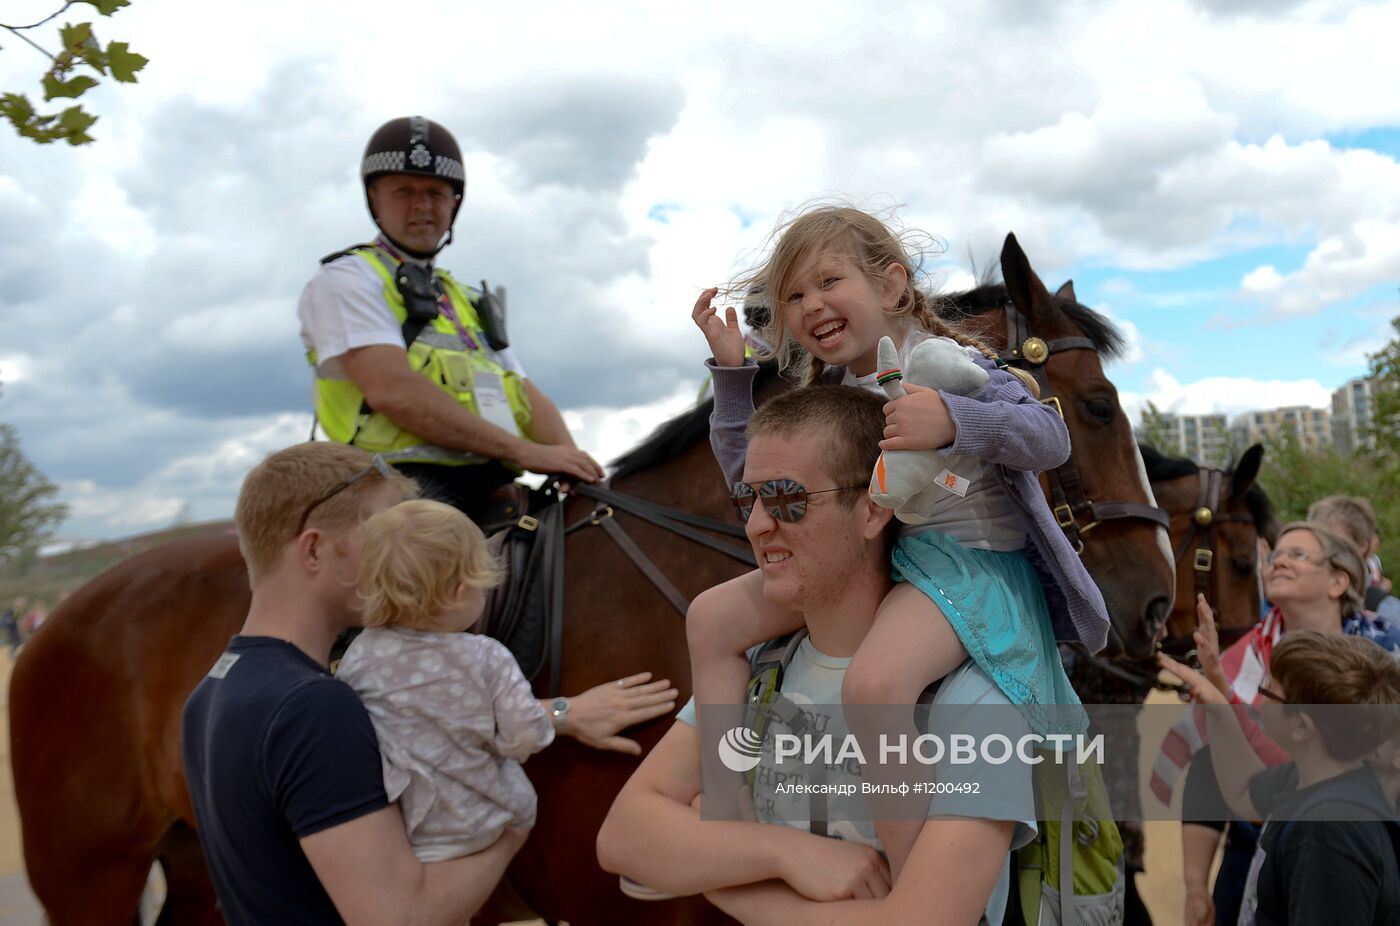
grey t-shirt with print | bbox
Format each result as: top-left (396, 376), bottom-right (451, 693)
top-left (679, 638), bottom-right (1036, 924)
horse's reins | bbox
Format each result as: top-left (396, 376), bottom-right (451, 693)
top-left (565, 482), bottom-right (755, 617)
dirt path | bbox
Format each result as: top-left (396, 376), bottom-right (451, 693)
top-left (0, 650), bottom-right (42, 925)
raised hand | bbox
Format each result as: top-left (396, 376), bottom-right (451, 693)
top-left (1192, 593), bottom-right (1231, 697)
top-left (691, 287), bottom-right (746, 368)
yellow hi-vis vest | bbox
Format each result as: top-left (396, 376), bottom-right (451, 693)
top-left (308, 246), bottom-right (533, 467)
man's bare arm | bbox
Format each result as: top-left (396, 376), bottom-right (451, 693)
top-left (597, 722), bottom-right (887, 900)
top-left (339, 345), bottom-right (601, 481)
top-left (301, 804), bottom-right (525, 926)
top-left (706, 817), bottom-right (1013, 926)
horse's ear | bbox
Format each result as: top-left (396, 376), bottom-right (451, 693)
top-left (1001, 232), bottom-right (1053, 325)
top-left (1055, 279), bottom-right (1077, 302)
top-left (1231, 443), bottom-right (1265, 497)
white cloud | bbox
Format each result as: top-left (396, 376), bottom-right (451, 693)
top-left (61, 479), bottom-right (189, 531)
top-left (4, 0), bottom-right (1399, 542)
top-left (1120, 369), bottom-right (1333, 427)
top-left (1241, 265), bottom-right (1283, 294)
top-left (565, 382), bottom-right (709, 470)
top-left (1240, 220), bottom-right (1400, 317)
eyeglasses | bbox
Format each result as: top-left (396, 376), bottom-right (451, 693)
top-left (729, 479), bottom-right (865, 524)
top-left (1264, 547), bottom-right (1327, 567)
top-left (1258, 684), bottom-right (1287, 703)
top-left (295, 454), bottom-right (397, 535)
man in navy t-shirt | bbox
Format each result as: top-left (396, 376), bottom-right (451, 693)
top-left (181, 443), bottom-right (526, 925)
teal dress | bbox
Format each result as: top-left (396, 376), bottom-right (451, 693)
top-left (892, 529), bottom-right (1086, 736)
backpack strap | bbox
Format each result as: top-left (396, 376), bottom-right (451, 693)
top-left (1058, 760), bottom-right (1088, 926)
top-left (746, 629), bottom-right (808, 710)
top-left (745, 630), bottom-right (829, 834)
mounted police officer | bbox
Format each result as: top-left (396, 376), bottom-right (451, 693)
top-left (298, 116), bottom-right (604, 523)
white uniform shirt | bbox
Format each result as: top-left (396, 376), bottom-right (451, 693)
top-left (297, 252), bottom-right (527, 382)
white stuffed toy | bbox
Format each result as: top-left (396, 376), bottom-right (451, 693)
top-left (869, 335), bottom-right (989, 524)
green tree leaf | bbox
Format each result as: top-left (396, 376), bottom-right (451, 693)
top-left (79, 0), bottom-right (132, 14)
top-left (0, 423), bottom-right (69, 564)
top-left (0, 94), bottom-right (36, 121)
top-left (41, 73), bottom-right (99, 101)
top-left (1136, 400), bottom-right (1175, 452)
top-left (59, 21), bottom-right (95, 52)
top-left (105, 41), bottom-right (147, 83)
top-left (56, 105), bottom-right (98, 144)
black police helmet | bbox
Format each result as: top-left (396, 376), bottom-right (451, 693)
top-left (361, 116), bottom-right (465, 257)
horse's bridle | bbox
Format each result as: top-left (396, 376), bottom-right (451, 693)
top-left (997, 304), bottom-right (1171, 550)
top-left (1161, 466), bottom-right (1259, 656)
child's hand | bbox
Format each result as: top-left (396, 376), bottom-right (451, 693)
top-left (1193, 594), bottom-right (1231, 697)
top-left (691, 287), bottom-right (746, 368)
top-left (1157, 653), bottom-right (1230, 705)
top-left (879, 383), bottom-right (956, 451)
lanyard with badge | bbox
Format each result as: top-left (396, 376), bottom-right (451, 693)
top-left (396, 262), bottom-right (519, 435)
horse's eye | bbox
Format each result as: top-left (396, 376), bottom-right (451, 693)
top-left (1083, 398), bottom-right (1115, 424)
top-left (1231, 556), bottom-right (1255, 576)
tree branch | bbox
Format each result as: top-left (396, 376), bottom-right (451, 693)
top-left (2, 2), bottom-right (75, 33)
top-left (0, 25), bottom-right (58, 61)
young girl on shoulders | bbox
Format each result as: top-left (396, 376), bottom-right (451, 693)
top-left (336, 499), bottom-right (552, 861)
top-left (688, 204), bottom-right (1107, 878)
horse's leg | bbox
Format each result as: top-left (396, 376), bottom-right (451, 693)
top-left (34, 847), bottom-right (153, 926)
top-left (153, 821), bottom-right (222, 926)
top-left (13, 630), bottom-right (164, 925)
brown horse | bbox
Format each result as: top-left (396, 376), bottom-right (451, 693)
top-left (942, 235), bottom-right (1177, 660)
top-left (9, 232), bottom-right (1173, 925)
top-left (1142, 442), bottom-right (1279, 651)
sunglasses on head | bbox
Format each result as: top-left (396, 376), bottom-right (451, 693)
top-left (729, 479), bottom-right (865, 524)
top-left (295, 454), bottom-right (397, 535)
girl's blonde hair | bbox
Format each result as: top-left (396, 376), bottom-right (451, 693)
top-left (743, 204), bottom-right (997, 386)
top-left (358, 499), bottom-right (503, 631)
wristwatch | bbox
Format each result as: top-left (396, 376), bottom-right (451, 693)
top-left (550, 696), bottom-right (570, 733)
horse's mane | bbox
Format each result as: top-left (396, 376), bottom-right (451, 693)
top-left (1139, 443), bottom-right (1278, 540)
top-left (609, 363), bottom-right (784, 480)
top-left (936, 282), bottom-right (1127, 361)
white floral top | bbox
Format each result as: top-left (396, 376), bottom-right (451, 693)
top-left (337, 627), bottom-right (554, 861)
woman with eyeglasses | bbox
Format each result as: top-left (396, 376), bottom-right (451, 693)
top-left (1158, 521), bottom-right (1398, 926)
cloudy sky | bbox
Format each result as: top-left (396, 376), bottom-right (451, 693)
top-left (2, 0), bottom-right (1398, 542)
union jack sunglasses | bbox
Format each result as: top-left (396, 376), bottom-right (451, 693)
top-left (729, 479), bottom-right (865, 524)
